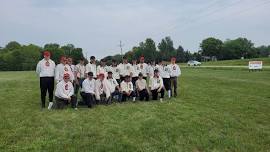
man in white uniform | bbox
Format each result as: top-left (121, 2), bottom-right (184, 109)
top-left (168, 57), bottom-right (181, 97)
top-left (55, 56), bottom-right (74, 83)
top-left (36, 51), bottom-right (55, 109)
top-left (137, 56), bottom-right (148, 80)
top-left (81, 72), bottom-right (95, 108)
top-left (118, 56), bottom-right (132, 81)
top-left (95, 73), bottom-right (111, 105)
top-left (85, 56), bottom-right (97, 79)
top-left (149, 69), bottom-right (165, 102)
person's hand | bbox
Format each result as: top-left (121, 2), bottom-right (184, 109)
top-left (67, 97), bottom-right (71, 102)
top-left (157, 88), bottom-right (161, 93)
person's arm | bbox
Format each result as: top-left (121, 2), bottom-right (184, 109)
top-left (57, 83), bottom-right (69, 99)
top-left (177, 65), bottom-right (181, 76)
top-left (158, 78), bottom-right (164, 92)
top-left (95, 81), bottom-right (101, 100)
top-left (68, 83), bottom-right (74, 97)
top-left (55, 65), bottom-right (60, 83)
top-left (36, 61), bottom-right (41, 75)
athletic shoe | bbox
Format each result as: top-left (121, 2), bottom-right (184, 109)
top-left (48, 102), bottom-right (53, 110)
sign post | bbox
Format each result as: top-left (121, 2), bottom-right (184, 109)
top-left (249, 61), bottom-right (263, 71)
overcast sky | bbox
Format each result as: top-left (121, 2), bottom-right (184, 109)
top-left (0, 0), bottom-right (270, 59)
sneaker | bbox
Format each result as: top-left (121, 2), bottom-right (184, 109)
top-left (133, 97), bottom-right (136, 102)
top-left (48, 102), bottom-right (53, 110)
top-left (160, 98), bottom-right (163, 102)
top-left (74, 108), bottom-right (78, 110)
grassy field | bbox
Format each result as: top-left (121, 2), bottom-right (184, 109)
top-left (0, 68), bottom-right (270, 152)
top-left (180, 57), bottom-right (270, 66)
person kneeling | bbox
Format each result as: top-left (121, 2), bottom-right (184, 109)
top-left (95, 73), bottom-right (111, 105)
top-left (136, 73), bottom-right (149, 101)
top-left (107, 71), bottom-right (122, 102)
top-left (80, 72), bottom-right (95, 108)
top-left (54, 73), bottom-right (77, 109)
top-left (149, 69), bottom-right (165, 102)
top-left (120, 75), bottom-right (136, 102)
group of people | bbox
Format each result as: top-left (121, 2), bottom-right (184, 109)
top-left (36, 51), bottom-right (181, 110)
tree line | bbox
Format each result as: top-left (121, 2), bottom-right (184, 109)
top-left (103, 37), bottom-right (270, 63)
top-left (0, 37), bottom-right (269, 71)
top-left (0, 41), bottom-right (84, 71)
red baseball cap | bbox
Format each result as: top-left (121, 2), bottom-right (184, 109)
top-left (43, 51), bottom-right (51, 57)
top-left (140, 56), bottom-right (145, 60)
top-left (171, 57), bottom-right (176, 61)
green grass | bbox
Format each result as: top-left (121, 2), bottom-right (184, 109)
top-left (0, 68), bottom-right (270, 152)
top-left (202, 57), bottom-right (270, 66)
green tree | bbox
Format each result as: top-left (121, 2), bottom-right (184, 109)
top-left (200, 37), bottom-right (223, 59)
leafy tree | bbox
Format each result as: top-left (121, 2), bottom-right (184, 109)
top-left (200, 37), bottom-right (223, 59)
top-left (5, 41), bottom-right (21, 51)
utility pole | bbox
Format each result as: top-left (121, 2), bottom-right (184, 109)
top-left (118, 40), bottom-right (124, 59)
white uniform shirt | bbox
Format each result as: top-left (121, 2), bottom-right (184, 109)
top-left (55, 64), bottom-right (74, 83)
top-left (120, 81), bottom-right (133, 93)
top-left (131, 64), bottom-right (140, 77)
top-left (107, 77), bottom-right (119, 93)
top-left (168, 64), bottom-right (181, 77)
top-left (147, 65), bottom-right (156, 78)
top-left (95, 79), bottom-right (111, 100)
top-left (81, 78), bottom-right (95, 94)
top-left (85, 63), bottom-right (97, 78)
top-left (97, 65), bottom-right (108, 77)
top-left (55, 81), bottom-right (74, 99)
top-left (149, 76), bottom-right (164, 90)
top-left (76, 63), bottom-right (86, 79)
top-left (138, 63), bottom-right (148, 77)
top-left (36, 59), bottom-right (55, 77)
top-left (110, 65), bottom-right (120, 79)
top-left (136, 79), bottom-right (147, 91)
top-left (119, 63), bottom-right (132, 77)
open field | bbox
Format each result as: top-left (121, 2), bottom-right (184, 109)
top-left (180, 57), bottom-right (270, 67)
top-left (0, 68), bottom-right (270, 151)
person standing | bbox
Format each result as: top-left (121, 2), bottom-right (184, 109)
top-left (168, 57), bottom-right (181, 97)
top-left (157, 60), bottom-right (172, 98)
top-left (55, 56), bottom-right (74, 83)
top-left (149, 69), bottom-right (165, 102)
top-left (85, 56), bottom-right (97, 79)
top-left (97, 59), bottom-right (108, 77)
top-left (137, 56), bottom-right (148, 80)
top-left (131, 59), bottom-right (140, 87)
top-left (36, 51), bottom-right (56, 109)
top-left (75, 57), bottom-right (86, 89)
top-left (110, 59), bottom-right (121, 85)
top-left (118, 56), bottom-right (132, 81)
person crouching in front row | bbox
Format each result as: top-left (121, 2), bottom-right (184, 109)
top-left (136, 73), bottom-right (150, 101)
top-left (120, 75), bottom-right (136, 102)
top-left (95, 73), bottom-right (111, 105)
top-left (107, 71), bottom-right (122, 102)
top-left (54, 73), bottom-right (77, 109)
top-left (149, 69), bottom-right (165, 102)
top-left (80, 72), bottom-right (95, 108)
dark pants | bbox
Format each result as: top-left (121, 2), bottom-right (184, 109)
top-left (170, 77), bottom-right (178, 96)
top-left (122, 91), bottom-right (135, 102)
top-left (40, 77), bottom-right (54, 108)
top-left (74, 78), bottom-right (84, 95)
top-left (116, 79), bottom-right (121, 85)
top-left (131, 77), bottom-right (138, 87)
top-left (80, 92), bottom-right (95, 108)
top-left (163, 78), bottom-right (171, 91)
top-left (151, 88), bottom-right (165, 100)
top-left (138, 89), bottom-right (149, 101)
top-left (54, 96), bottom-right (77, 109)
top-left (111, 90), bottom-right (122, 102)
top-left (96, 93), bottom-right (111, 105)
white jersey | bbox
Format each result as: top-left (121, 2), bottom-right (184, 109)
top-left (85, 63), bottom-right (97, 78)
top-left (149, 76), bottom-right (164, 90)
top-left (120, 81), bottom-right (134, 93)
top-left (36, 59), bottom-right (55, 77)
top-left (81, 78), bottom-right (95, 94)
top-left (168, 64), bottom-right (181, 77)
top-left (131, 64), bottom-right (140, 77)
top-left (95, 79), bottom-right (111, 100)
top-left (137, 63), bottom-right (148, 77)
top-left (55, 80), bottom-right (74, 99)
top-left (118, 63), bottom-right (132, 77)
top-left (97, 65), bottom-right (108, 77)
top-left (156, 64), bottom-right (170, 78)
top-left (55, 63), bottom-right (74, 83)
top-left (107, 77), bottom-right (119, 93)
top-left (147, 65), bottom-right (156, 78)
top-left (109, 65), bottom-right (120, 79)
top-left (76, 63), bottom-right (86, 79)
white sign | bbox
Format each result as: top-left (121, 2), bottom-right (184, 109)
top-left (249, 61), bottom-right (263, 70)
